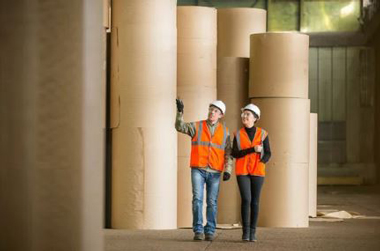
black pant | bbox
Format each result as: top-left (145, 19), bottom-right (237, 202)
top-left (237, 175), bottom-right (264, 229)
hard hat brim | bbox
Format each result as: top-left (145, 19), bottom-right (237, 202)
top-left (241, 108), bottom-right (259, 119)
top-left (210, 104), bottom-right (224, 114)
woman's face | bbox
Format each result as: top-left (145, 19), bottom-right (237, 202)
top-left (241, 110), bottom-right (256, 128)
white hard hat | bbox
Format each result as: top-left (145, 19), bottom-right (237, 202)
top-left (210, 100), bottom-right (226, 114)
top-left (241, 103), bottom-right (260, 119)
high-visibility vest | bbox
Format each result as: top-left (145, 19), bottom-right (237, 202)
top-left (190, 120), bottom-right (229, 172)
top-left (235, 127), bottom-right (268, 176)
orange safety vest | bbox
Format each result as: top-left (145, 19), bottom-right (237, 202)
top-left (235, 127), bottom-right (268, 176)
top-left (190, 120), bottom-right (229, 172)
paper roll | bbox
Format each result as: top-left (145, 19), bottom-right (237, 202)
top-left (177, 157), bottom-right (194, 227)
top-left (253, 98), bottom-right (310, 164)
top-left (178, 6), bottom-right (217, 41)
top-left (111, 0), bottom-right (177, 229)
top-left (178, 6), bottom-right (217, 88)
top-left (216, 8), bottom-right (266, 223)
top-left (177, 6), bottom-right (217, 228)
top-left (309, 113), bottom-right (318, 217)
top-left (252, 98), bottom-right (310, 227)
top-left (103, 0), bottom-right (110, 28)
top-left (217, 8), bottom-right (267, 58)
top-left (217, 57), bottom-right (249, 224)
top-left (0, 1), bottom-right (104, 250)
top-left (258, 163), bottom-right (309, 227)
top-left (249, 33), bottom-right (309, 98)
top-left (177, 53), bottom-right (217, 88)
top-left (217, 57), bottom-right (249, 133)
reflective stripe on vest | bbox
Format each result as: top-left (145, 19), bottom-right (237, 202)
top-left (235, 127), bottom-right (267, 176)
top-left (190, 120), bottom-right (228, 171)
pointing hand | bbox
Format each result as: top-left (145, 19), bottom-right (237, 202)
top-left (176, 98), bottom-right (184, 113)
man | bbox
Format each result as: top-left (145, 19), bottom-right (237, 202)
top-left (175, 99), bottom-right (233, 241)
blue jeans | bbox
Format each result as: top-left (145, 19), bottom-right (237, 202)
top-left (191, 168), bottom-right (221, 235)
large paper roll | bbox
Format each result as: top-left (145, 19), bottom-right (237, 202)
top-left (177, 157), bottom-right (194, 227)
top-left (217, 8), bottom-right (267, 58)
top-left (217, 57), bottom-right (249, 224)
top-left (178, 6), bottom-right (217, 88)
top-left (0, 1), bottom-right (104, 250)
top-left (178, 53), bottom-right (216, 88)
top-left (103, 0), bottom-right (110, 28)
top-left (217, 57), bottom-right (250, 132)
top-left (258, 163), bottom-right (309, 227)
top-left (249, 33), bottom-right (309, 98)
top-left (216, 8), bottom-right (266, 225)
top-left (252, 98), bottom-right (310, 227)
top-left (253, 98), bottom-right (310, 164)
top-left (111, 0), bottom-right (177, 229)
top-left (178, 6), bottom-right (217, 40)
top-left (309, 113), bottom-right (318, 217)
top-left (177, 6), bottom-right (217, 228)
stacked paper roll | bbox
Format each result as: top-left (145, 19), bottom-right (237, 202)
top-left (217, 8), bottom-right (267, 58)
top-left (249, 33), bottom-right (309, 98)
top-left (111, 0), bottom-right (177, 229)
top-left (309, 113), bottom-right (318, 217)
top-left (217, 8), bottom-right (266, 225)
top-left (177, 6), bottom-right (217, 228)
top-left (216, 57), bottom-right (249, 224)
top-left (250, 33), bottom-right (310, 227)
top-left (254, 98), bottom-right (310, 227)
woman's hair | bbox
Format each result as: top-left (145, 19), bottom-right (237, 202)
top-left (242, 109), bottom-right (259, 120)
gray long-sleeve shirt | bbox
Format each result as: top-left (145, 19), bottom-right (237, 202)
top-left (175, 112), bottom-right (233, 174)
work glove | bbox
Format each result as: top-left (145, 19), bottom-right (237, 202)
top-left (222, 172), bottom-right (231, 181)
top-left (254, 145), bottom-right (263, 153)
top-left (176, 98), bottom-right (184, 113)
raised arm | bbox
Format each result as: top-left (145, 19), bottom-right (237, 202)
top-left (174, 99), bottom-right (196, 138)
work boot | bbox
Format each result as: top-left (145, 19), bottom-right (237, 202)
top-left (249, 228), bottom-right (257, 242)
top-left (242, 227), bottom-right (250, 241)
top-left (193, 232), bottom-right (204, 241)
top-left (205, 233), bottom-right (215, 241)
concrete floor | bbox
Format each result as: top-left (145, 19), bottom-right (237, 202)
top-left (105, 185), bottom-right (380, 251)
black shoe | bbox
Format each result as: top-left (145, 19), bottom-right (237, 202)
top-left (249, 228), bottom-right (257, 242)
top-left (193, 232), bottom-right (204, 241)
top-left (205, 233), bottom-right (215, 241)
top-left (242, 227), bottom-right (250, 241)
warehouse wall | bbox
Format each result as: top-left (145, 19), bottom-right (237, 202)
top-left (371, 28), bottom-right (380, 184)
top-left (308, 46), bottom-right (376, 184)
top-left (366, 7), bottom-right (380, 184)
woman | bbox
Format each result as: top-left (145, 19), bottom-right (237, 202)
top-left (232, 103), bottom-right (271, 242)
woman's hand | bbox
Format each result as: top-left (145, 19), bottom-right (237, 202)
top-left (254, 145), bottom-right (262, 153)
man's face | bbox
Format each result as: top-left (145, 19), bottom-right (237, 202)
top-left (208, 106), bottom-right (223, 123)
